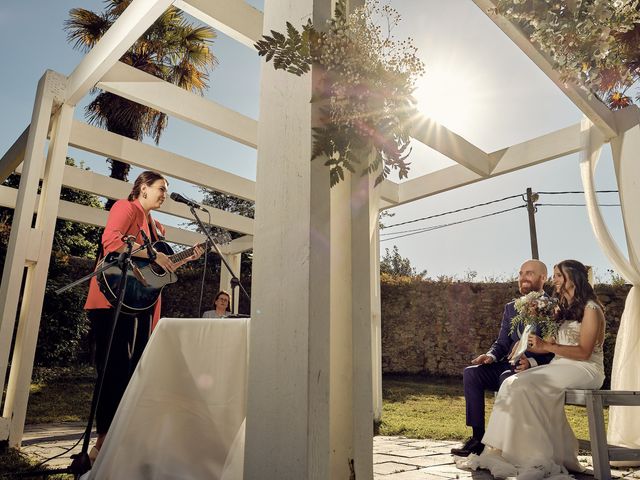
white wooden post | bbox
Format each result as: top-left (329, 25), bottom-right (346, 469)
top-left (0, 71), bottom-right (72, 446)
top-left (372, 215), bottom-right (383, 423)
top-left (348, 171), bottom-right (379, 477)
top-left (246, 0), bottom-right (379, 476)
top-left (0, 71), bottom-right (66, 442)
top-left (219, 253), bottom-right (241, 314)
top-left (245, 0), bottom-right (334, 477)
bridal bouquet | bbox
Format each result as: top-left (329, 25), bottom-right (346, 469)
top-left (510, 291), bottom-right (559, 340)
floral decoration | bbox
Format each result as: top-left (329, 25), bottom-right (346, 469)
top-left (510, 290), bottom-right (560, 340)
top-left (255, 0), bottom-right (425, 186)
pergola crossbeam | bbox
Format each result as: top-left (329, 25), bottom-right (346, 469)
top-left (472, 0), bottom-right (618, 139)
top-left (7, 162), bottom-right (254, 236)
top-left (410, 114), bottom-right (494, 176)
top-left (65, 0), bottom-right (173, 106)
top-left (98, 61), bottom-right (258, 148)
top-left (0, 184), bottom-right (253, 250)
top-left (69, 120), bottom-right (256, 201)
top-left (0, 127), bottom-right (29, 183)
top-left (490, 123), bottom-right (582, 175)
top-left (175, 0), bottom-right (263, 48)
top-left (396, 121), bottom-right (584, 206)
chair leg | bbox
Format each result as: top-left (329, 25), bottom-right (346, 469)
top-left (585, 392), bottom-right (611, 480)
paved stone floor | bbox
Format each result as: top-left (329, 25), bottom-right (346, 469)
top-left (19, 423), bottom-right (640, 479)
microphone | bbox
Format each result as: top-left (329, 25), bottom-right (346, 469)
top-left (139, 230), bottom-right (157, 261)
top-left (170, 192), bottom-right (207, 211)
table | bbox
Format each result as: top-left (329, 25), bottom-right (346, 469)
top-left (86, 317), bottom-right (248, 479)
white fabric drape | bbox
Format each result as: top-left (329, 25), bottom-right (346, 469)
top-left (580, 117), bottom-right (640, 451)
top-left (87, 317), bottom-right (249, 479)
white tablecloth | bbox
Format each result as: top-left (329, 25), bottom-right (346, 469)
top-left (87, 317), bottom-right (248, 480)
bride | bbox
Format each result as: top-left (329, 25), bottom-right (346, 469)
top-left (460, 259), bottom-right (606, 478)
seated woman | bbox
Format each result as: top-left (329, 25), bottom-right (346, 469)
top-left (461, 259), bottom-right (606, 478)
top-left (203, 290), bottom-right (231, 318)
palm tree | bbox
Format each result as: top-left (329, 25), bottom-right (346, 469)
top-left (65, 0), bottom-right (217, 182)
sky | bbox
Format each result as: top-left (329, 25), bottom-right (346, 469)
top-left (0, 0), bottom-right (629, 282)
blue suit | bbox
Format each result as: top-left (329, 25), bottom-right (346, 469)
top-left (463, 300), bottom-right (554, 428)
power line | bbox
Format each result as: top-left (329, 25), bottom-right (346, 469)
top-left (381, 193), bottom-right (523, 229)
top-left (380, 205), bottom-right (526, 242)
top-left (536, 203), bottom-right (621, 207)
top-left (537, 190), bottom-right (618, 195)
top-left (380, 189), bottom-right (621, 241)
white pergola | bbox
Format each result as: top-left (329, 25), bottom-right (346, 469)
top-left (0, 0), bottom-right (638, 478)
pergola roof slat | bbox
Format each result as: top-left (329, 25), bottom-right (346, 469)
top-left (174, 0), bottom-right (263, 48)
top-left (98, 61), bottom-right (258, 148)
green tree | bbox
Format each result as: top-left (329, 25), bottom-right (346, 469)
top-left (0, 158), bottom-right (104, 365)
top-left (199, 188), bottom-right (254, 241)
top-left (0, 157), bottom-right (103, 261)
top-left (380, 245), bottom-right (426, 279)
top-left (197, 189), bottom-right (254, 313)
top-left (64, 0), bottom-right (217, 182)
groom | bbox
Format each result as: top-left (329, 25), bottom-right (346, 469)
top-left (451, 259), bottom-right (554, 457)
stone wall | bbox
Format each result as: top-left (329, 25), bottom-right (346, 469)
top-left (380, 274), bottom-right (630, 387)
top-left (45, 259), bottom-right (632, 385)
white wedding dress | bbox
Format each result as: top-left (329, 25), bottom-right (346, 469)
top-left (459, 301), bottom-right (605, 479)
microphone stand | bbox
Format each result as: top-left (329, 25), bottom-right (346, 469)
top-left (17, 236), bottom-right (146, 479)
top-left (189, 206), bottom-right (250, 313)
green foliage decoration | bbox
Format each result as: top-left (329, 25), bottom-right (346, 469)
top-left (494, 0), bottom-right (640, 109)
top-left (255, 0), bottom-right (425, 186)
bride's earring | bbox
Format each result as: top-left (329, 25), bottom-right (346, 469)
top-left (142, 192), bottom-right (147, 199)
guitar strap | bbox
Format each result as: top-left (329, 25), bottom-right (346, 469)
top-left (148, 215), bottom-right (164, 242)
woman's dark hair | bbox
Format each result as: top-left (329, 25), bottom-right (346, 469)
top-left (214, 290), bottom-right (231, 311)
top-left (128, 171), bottom-right (167, 201)
top-left (554, 259), bottom-right (603, 322)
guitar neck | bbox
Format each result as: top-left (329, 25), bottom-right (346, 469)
top-left (169, 241), bottom-right (209, 263)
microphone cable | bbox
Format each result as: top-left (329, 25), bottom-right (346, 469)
top-left (197, 209), bottom-right (212, 317)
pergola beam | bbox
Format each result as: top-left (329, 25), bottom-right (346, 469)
top-left (410, 114), bottom-right (494, 176)
top-left (11, 164), bottom-right (254, 236)
top-left (175, 0), bottom-right (263, 48)
top-left (0, 127), bottom-right (29, 183)
top-left (97, 61), bottom-right (258, 148)
top-left (0, 184), bottom-right (253, 251)
top-left (65, 0), bottom-right (173, 106)
top-left (69, 120), bottom-right (256, 201)
top-left (395, 121), bottom-right (583, 206)
top-left (472, 0), bottom-right (618, 139)
top-left (490, 123), bottom-right (582, 174)
top-left (378, 179), bottom-right (399, 206)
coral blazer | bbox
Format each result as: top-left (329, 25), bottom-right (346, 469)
top-left (84, 199), bottom-right (166, 327)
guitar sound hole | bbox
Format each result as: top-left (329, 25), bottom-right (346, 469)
top-left (150, 263), bottom-right (166, 276)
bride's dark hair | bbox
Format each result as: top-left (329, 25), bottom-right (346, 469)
top-left (554, 259), bottom-right (602, 322)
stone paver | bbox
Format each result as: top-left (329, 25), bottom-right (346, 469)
top-left (22, 422), bottom-right (94, 470)
top-left (16, 426), bottom-right (640, 479)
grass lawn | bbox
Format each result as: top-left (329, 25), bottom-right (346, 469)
top-left (379, 375), bottom-right (607, 449)
top-left (0, 366), bottom-right (95, 479)
top-left (26, 366), bottom-right (95, 424)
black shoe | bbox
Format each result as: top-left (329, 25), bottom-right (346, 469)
top-left (450, 437), bottom-right (484, 457)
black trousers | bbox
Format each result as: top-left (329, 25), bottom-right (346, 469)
top-left (88, 308), bottom-right (152, 435)
top-left (463, 361), bottom-right (515, 428)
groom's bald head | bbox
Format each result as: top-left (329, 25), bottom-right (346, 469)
top-left (518, 259), bottom-right (547, 294)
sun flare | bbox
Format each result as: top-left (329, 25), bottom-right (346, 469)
top-left (413, 62), bottom-right (483, 136)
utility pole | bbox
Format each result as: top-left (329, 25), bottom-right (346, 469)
top-left (526, 187), bottom-right (539, 259)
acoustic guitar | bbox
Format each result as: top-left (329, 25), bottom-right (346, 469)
top-left (97, 240), bottom-right (210, 313)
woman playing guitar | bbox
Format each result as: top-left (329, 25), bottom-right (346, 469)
top-left (83, 171), bottom-right (203, 461)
